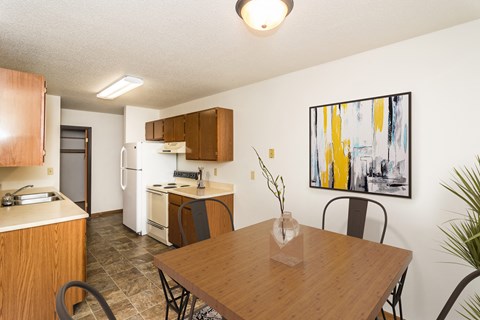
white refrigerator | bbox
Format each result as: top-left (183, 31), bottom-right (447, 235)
top-left (120, 142), bottom-right (176, 235)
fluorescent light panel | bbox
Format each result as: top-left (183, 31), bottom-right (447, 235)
top-left (97, 76), bottom-right (144, 100)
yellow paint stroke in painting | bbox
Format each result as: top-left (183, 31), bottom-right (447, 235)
top-left (331, 105), bottom-right (350, 190)
top-left (373, 98), bottom-right (384, 132)
top-left (321, 145), bottom-right (332, 187)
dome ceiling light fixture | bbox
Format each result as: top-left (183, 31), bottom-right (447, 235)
top-left (235, 0), bottom-right (294, 31)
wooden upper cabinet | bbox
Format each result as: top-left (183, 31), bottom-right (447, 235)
top-left (185, 112), bottom-right (199, 160)
top-left (146, 120), bottom-right (164, 141)
top-left (173, 116), bottom-right (185, 141)
top-left (0, 68), bottom-right (46, 167)
top-left (164, 115), bottom-right (185, 142)
top-left (199, 109), bottom-right (218, 161)
top-left (145, 121), bottom-right (154, 140)
top-left (185, 107), bottom-right (233, 161)
top-left (153, 119), bottom-right (164, 140)
top-left (164, 117), bottom-right (174, 141)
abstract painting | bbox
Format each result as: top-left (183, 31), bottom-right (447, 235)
top-left (310, 92), bottom-right (411, 198)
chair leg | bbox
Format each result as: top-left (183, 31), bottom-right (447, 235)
top-left (188, 295), bottom-right (198, 320)
top-left (381, 308), bottom-right (386, 320)
top-left (158, 269), bottom-right (190, 320)
top-left (392, 302), bottom-right (397, 320)
top-left (398, 296), bottom-right (404, 320)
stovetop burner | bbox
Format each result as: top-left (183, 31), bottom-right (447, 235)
top-left (149, 182), bottom-right (193, 190)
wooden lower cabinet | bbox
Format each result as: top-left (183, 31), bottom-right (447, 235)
top-left (0, 219), bottom-right (86, 319)
top-left (168, 193), bottom-right (234, 247)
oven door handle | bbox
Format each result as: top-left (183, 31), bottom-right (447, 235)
top-left (146, 189), bottom-right (167, 196)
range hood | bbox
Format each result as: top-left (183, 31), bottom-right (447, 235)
top-left (158, 141), bottom-right (186, 154)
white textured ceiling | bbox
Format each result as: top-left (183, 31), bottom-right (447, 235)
top-left (1, 1), bottom-right (480, 114)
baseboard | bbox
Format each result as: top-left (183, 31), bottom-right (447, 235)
top-left (90, 209), bottom-right (122, 218)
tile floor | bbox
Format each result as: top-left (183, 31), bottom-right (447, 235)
top-left (73, 213), bottom-right (182, 320)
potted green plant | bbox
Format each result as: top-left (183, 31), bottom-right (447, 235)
top-left (440, 155), bottom-right (480, 319)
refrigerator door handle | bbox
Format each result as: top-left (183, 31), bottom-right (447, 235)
top-left (120, 168), bottom-right (127, 190)
top-left (120, 146), bottom-right (127, 190)
top-left (120, 146), bottom-right (126, 168)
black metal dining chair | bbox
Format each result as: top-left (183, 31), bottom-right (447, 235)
top-left (179, 198), bottom-right (234, 320)
top-left (158, 198), bottom-right (234, 320)
top-left (437, 269), bottom-right (480, 320)
top-left (322, 196), bottom-right (406, 320)
top-left (322, 196), bottom-right (388, 243)
top-left (55, 281), bottom-right (116, 320)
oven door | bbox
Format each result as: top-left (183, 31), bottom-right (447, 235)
top-left (146, 188), bottom-right (170, 245)
top-left (146, 189), bottom-right (168, 226)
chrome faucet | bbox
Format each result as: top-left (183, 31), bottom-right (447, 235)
top-left (1, 184), bottom-right (34, 206)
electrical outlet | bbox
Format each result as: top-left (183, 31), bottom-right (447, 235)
top-left (47, 167), bottom-right (54, 175)
top-left (269, 148), bottom-right (275, 158)
top-left (214, 168), bottom-right (218, 176)
top-left (250, 171), bottom-right (255, 180)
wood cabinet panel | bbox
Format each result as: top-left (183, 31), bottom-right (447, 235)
top-left (169, 193), bottom-right (182, 206)
top-left (184, 107), bottom-right (233, 161)
top-left (185, 112), bottom-right (199, 160)
top-left (206, 194), bottom-right (234, 239)
top-left (0, 67), bottom-right (46, 167)
top-left (55, 219), bottom-right (86, 314)
top-left (153, 120), bottom-right (164, 140)
top-left (164, 116), bottom-right (185, 142)
top-left (164, 118), bottom-right (174, 142)
top-left (199, 109), bottom-right (217, 161)
top-left (0, 219), bottom-right (86, 320)
top-left (216, 108), bottom-right (234, 161)
top-left (145, 121), bottom-right (154, 140)
top-left (168, 203), bottom-right (181, 247)
top-left (173, 116), bottom-right (185, 141)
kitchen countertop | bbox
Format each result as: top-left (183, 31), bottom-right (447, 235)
top-left (0, 187), bottom-right (88, 233)
top-left (168, 181), bottom-right (234, 199)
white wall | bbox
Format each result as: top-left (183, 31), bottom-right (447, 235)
top-left (159, 20), bottom-right (480, 319)
top-left (0, 95), bottom-right (61, 190)
top-left (61, 109), bottom-right (123, 214)
top-left (124, 105), bottom-right (160, 143)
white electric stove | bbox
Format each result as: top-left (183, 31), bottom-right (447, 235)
top-left (146, 174), bottom-right (196, 245)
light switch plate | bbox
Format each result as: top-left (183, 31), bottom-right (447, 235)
top-left (47, 167), bottom-right (54, 175)
top-left (214, 168), bottom-right (218, 176)
top-left (250, 171), bottom-right (255, 180)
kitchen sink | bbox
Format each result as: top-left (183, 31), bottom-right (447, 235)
top-left (13, 192), bottom-right (63, 205)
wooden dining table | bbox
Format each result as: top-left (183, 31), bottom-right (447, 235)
top-left (153, 219), bottom-right (412, 320)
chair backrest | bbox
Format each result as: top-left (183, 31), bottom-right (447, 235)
top-left (437, 269), bottom-right (480, 320)
top-left (178, 198), bottom-right (234, 246)
top-left (56, 281), bottom-right (116, 320)
top-left (322, 196), bottom-right (388, 243)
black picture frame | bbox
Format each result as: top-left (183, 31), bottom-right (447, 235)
top-left (309, 92), bottom-right (411, 198)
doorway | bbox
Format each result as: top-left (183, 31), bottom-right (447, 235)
top-left (60, 125), bottom-right (92, 216)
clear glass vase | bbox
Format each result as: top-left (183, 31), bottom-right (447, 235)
top-left (272, 211), bottom-right (300, 246)
top-left (270, 211), bottom-right (303, 267)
